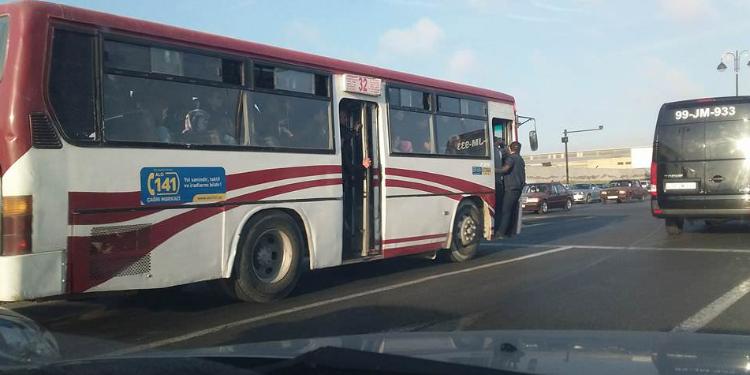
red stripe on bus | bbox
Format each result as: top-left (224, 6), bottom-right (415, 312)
top-left (386, 177), bottom-right (495, 217)
top-left (381, 233), bottom-right (448, 245)
top-left (226, 165), bottom-right (341, 191)
top-left (383, 242), bottom-right (445, 258)
top-left (385, 168), bottom-right (491, 194)
top-left (385, 168), bottom-right (496, 210)
top-left (70, 208), bottom-right (164, 226)
top-left (69, 178), bottom-right (342, 292)
top-left (69, 165), bottom-right (342, 225)
top-left (69, 191), bottom-right (142, 211)
top-left (385, 179), bottom-right (458, 198)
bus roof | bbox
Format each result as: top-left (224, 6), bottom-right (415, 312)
top-left (660, 96), bottom-right (750, 109)
top-left (7, 1), bottom-right (515, 105)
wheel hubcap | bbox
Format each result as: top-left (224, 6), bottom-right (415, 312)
top-left (252, 229), bottom-right (293, 284)
top-left (459, 215), bottom-right (477, 246)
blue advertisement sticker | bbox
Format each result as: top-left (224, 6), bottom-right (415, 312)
top-left (140, 167), bottom-right (226, 205)
top-left (472, 166), bottom-right (483, 175)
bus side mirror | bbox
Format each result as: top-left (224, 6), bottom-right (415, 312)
top-left (529, 130), bottom-right (539, 151)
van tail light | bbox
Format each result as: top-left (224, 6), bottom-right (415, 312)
top-left (1, 196), bottom-right (32, 256)
top-left (649, 162), bottom-right (658, 197)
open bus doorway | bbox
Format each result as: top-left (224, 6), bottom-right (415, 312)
top-left (339, 99), bottom-right (381, 260)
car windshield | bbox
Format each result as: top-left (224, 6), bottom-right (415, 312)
top-left (523, 184), bottom-right (548, 193)
top-left (4, 2), bottom-right (750, 374)
top-left (609, 180), bottom-right (633, 187)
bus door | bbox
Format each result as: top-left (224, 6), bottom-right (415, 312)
top-left (339, 99), bottom-right (381, 259)
top-left (491, 117), bottom-right (522, 236)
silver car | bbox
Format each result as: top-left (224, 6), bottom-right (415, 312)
top-left (569, 183), bottom-right (602, 204)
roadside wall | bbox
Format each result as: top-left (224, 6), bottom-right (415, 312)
top-left (527, 166), bottom-right (649, 183)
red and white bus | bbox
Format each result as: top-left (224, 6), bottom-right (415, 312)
top-left (0, 1), bottom-right (522, 302)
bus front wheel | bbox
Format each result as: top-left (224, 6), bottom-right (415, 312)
top-left (447, 202), bottom-right (481, 263)
top-left (227, 211), bottom-right (303, 303)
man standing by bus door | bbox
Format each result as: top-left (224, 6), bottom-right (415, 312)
top-left (495, 141), bottom-right (525, 240)
top-left (493, 137), bottom-right (507, 235)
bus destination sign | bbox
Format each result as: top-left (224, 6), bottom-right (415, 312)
top-left (344, 74), bottom-right (382, 96)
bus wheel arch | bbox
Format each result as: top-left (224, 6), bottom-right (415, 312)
top-left (442, 197), bottom-right (482, 263)
top-left (220, 208), bottom-right (311, 303)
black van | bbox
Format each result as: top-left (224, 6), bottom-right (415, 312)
top-left (651, 96), bottom-right (750, 234)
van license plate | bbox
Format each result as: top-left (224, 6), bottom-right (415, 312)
top-left (665, 182), bottom-right (697, 190)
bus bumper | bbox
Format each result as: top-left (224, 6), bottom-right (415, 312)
top-left (0, 250), bottom-right (65, 302)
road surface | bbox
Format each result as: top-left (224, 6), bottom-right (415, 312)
top-left (6, 200), bottom-right (750, 358)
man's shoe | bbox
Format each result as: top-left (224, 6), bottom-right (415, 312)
top-left (493, 232), bottom-right (506, 240)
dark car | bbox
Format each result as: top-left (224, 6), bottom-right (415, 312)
top-left (521, 182), bottom-right (573, 214)
top-left (651, 96), bottom-right (750, 235)
top-left (600, 179), bottom-right (648, 203)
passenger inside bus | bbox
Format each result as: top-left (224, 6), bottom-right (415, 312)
top-left (445, 135), bottom-right (460, 155)
top-left (392, 136), bottom-right (414, 153)
top-left (181, 97), bottom-right (237, 145)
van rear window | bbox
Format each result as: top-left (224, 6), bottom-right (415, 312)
top-left (0, 17), bottom-right (8, 80)
top-left (705, 121), bottom-right (750, 160)
top-left (656, 123), bottom-right (704, 161)
top-left (657, 120), bottom-right (750, 162)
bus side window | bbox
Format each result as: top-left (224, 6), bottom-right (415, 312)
top-left (248, 92), bottom-right (331, 150)
top-left (389, 109), bottom-right (433, 154)
top-left (49, 29), bottom-right (96, 141)
top-left (101, 74), bottom-right (241, 145)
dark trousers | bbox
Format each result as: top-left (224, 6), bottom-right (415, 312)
top-left (497, 188), bottom-right (522, 236)
top-left (494, 180), bottom-right (504, 230)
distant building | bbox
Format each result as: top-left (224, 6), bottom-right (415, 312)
top-left (525, 146), bottom-right (652, 183)
top-left (527, 146), bottom-right (652, 169)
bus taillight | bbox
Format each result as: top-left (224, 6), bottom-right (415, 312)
top-left (1, 196), bottom-right (32, 256)
top-left (649, 162), bottom-right (657, 197)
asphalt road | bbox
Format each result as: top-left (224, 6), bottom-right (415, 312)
top-left (6, 200), bottom-right (750, 359)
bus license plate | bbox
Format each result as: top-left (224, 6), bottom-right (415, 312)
top-left (665, 182), bottom-right (697, 191)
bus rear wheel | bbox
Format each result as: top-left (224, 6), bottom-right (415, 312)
top-left (447, 202), bottom-right (481, 263)
top-left (225, 211), bottom-right (303, 303)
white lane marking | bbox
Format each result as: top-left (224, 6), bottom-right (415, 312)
top-left (672, 278), bottom-right (750, 333)
top-left (523, 216), bottom-right (596, 227)
top-left (484, 242), bottom-right (750, 254)
top-left (523, 222), bottom-right (551, 227)
top-left (105, 246), bottom-right (574, 356)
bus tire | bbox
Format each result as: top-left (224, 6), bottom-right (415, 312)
top-left (447, 201), bottom-right (481, 263)
top-left (229, 211), bottom-right (303, 303)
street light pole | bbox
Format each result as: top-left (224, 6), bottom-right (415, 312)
top-left (561, 125), bottom-right (604, 185)
top-left (717, 50), bottom-right (750, 96)
top-left (563, 129), bottom-right (569, 185)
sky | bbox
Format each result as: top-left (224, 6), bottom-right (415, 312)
top-left (30, 0), bottom-right (750, 154)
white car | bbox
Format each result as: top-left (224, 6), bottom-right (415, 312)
top-left (568, 183), bottom-right (602, 204)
